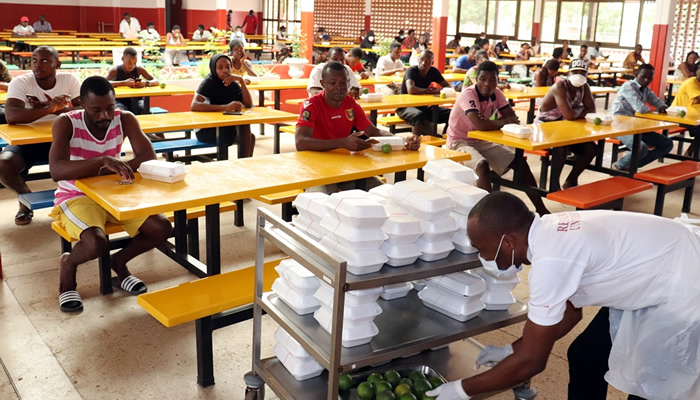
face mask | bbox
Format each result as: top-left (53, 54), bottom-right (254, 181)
top-left (399, 35), bottom-right (405, 39)
top-left (478, 234), bottom-right (522, 278)
top-left (368, 36), bottom-right (374, 41)
top-left (568, 74), bottom-right (587, 87)
top-left (480, 35), bottom-right (486, 39)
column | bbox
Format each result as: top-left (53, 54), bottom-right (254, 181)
top-left (432, 0), bottom-right (449, 73)
top-left (300, 0), bottom-right (314, 62)
top-left (215, 0), bottom-right (227, 31)
top-left (649, 0), bottom-right (676, 96)
top-left (156, 0), bottom-right (167, 34)
top-left (364, 0), bottom-right (371, 31)
top-left (532, 0), bottom-right (543, 39)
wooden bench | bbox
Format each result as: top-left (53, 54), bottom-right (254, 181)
top-left (52, 202), bottom-right (237, 295)
top-left (546, 176), bottom-right (653, 210)
top-left (252, 189), bottom-right (304, 221)
top-left (633, 160), bottom-right (700, 215)
top-left (137, 258), bottom-right (282, 387)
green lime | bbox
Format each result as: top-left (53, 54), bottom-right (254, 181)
top-left (593, 117), bottom-right (602, 125)
top-left (408, 371), bottom-right (426, 382)
top-left (394, 383), bottom-right (413, 397)
top-left (399, 394), bottom-right (418, 400)
top-left (375, 380), bottom-right (393, 393)
top-left (382, 143), bottom-right (393, 154)
top-left (429, 377), bottom-right (444, 389)
top-left (368, 372), bottom-right (384, 385)
top-left (357, 382), bottom-right (375, 400)
top-left (413, 379), bottom-right (433, 398)
top-left (159, 83), bottom-right (166, 89)
top-left (376, 390), bottom-right (397, 400)
top-left (422, 394), bottom-right (437, 400)
top-left (362, 88), bottom-right (370, 95)
top-left (680, 110), bottom-right (687, 117)
top-left (399, 378), bottom-right (414, 389)
top-left (440, 92), bottom-right (447, 99)
top-left (384, 370), bottom-right (401, 387)
top-left (338, 373), bottom-right (352, 391)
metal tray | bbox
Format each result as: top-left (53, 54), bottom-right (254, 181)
top-left (339, 364), bottom-right (446, 400)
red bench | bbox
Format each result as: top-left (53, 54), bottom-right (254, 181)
top-left (546, 176), bottom-right (653, 210)
top-left (633, 160), bottom-right (700, 215)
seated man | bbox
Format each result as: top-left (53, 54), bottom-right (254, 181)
top-left (191, 24), bottom-right (212, 42)
top-left (231, 26), bottom-right (247, 47)
top-left (611, 64), bottom-right (672, 171)
top-left (374, 42), bottom-right (405, 96)
top-left (452, 45), bottom-right (480, 90)
top-left (105, 47), bottom-right (159, 115)
top-left (671, 64), bottom-right (700, 157)
top-left (296, 61), bottom-right (420, 194)
top-left (33, 15), bottom-right (53, 33)
top-left (346, 47), bottom-right (370, 79)
top-left (622, 44), bottom-right (645, 79)
top-left (533, 59), bottom-right (560, 88)
top-left (0, 46), bottom-right (81, 225)
top-left (494, 36), bottom-right (509, 58)
top-left (0, 59), bottom-right (12, 124)
top-left (464, 50), bottom-right (490, 87)
top-left (536, 59), bottom-right (597, 190)
top-left (138, 22), bottom-right (161, 41)
top-left (397, 50), bottom-right (451, 138)
top-left (49, 76), bottom-right (172, 313)
top-left (446, 61), bottom-right (549, 215)
top-left (307, 47), bottom-right (363, 98)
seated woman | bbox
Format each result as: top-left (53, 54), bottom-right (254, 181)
top-left (361, 30), bottom-right (379, 69)
top-left (409, 33), bottom-right (428, 66)
top-left (190, 54), bottom-right (255, 158)
top-left (274, 25), bottom-right (290, 63)
top-left (674, 51), bottom-right (698, 79)
top-left (229, 39), bottom-right (257, 82)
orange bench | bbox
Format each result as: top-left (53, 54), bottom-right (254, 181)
top-left (633, 160), bottom-right (700, 215)
top-left (524, 149), bottom-right (550, 189)
top-left (546, 176), bottom-right (653, 210)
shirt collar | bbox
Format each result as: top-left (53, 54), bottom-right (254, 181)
top-left (474, 85), bottom-right (497, 102)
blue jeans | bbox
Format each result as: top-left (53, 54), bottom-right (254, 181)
top-left (615, 132), bottom-right (674, 170)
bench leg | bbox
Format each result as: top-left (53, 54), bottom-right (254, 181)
top-left (653, 186), bottom-right (667, 216)
top-left (99, 238), bottom-right (113, 295)
top-left (188, 218), bottom-right (200, 260)
top-left (538, 155), bottom-right (549, 190)
top-left (60, 237), bottom-right (72, 254)
top-left (682, 180), bottom-right (695, 213)
top-left (281, 202), bottom-right (296, 222)
top-left (196, 316), bottom-right (215, 387)
top-left (417, 168), bottom-right (424, 181)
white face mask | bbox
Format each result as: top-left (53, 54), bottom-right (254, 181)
top-left (477, 234), bottom-right (522, 278)
top-left (568, 74), bottom-right (587, 87)
top-left (368, 36), bottom-right (374, 41)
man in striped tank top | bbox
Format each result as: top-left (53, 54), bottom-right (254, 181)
top-left (49, 76), bottom-right (172, 313)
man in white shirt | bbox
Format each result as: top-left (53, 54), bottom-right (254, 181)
top-left (0, 46), bottom-right (81, 226)
top-left (32, 15), bottom-right (52, 33)
top-left (427, 191), bottom-right (700, 400)
top-left (191, 24), bottom-right (211, 42)
top-left (12, 16), bottom-right (36, 37)
top-left (374, 42), bottom-right (405, 95)
top-left (230, 26), bottom-right (247, 47)
top-left (307, 47), bottom-right (362, 98)
top-left (119, 12), bottom-right (141, 39)
top-left (139, 22), bottom-right (160, 41)
top-left (588, 42), bottom-right (606, 59)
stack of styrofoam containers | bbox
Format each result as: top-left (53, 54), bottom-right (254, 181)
top-left (272, 259), bottom-right (321, 315)
top-left (273, 327), bottom-right (324, 381)
top-left (313, 281), bottom-right (382, 347)
top-left (418, 272), bottom-right (486, 321)
top-left (292, 192), bottom-right (329, 241)
top-left (319, 191), bottom-right (389, 275)
top-left (381, 281), bottom-right (413, 300)
top-left (380, 204), bottom-right (423, 267)
top-left (391, 180), bottom-right (457, 261)
top-left (468, 267), bottom-right (520, 310)
top-left (431, 179), bottom-right (488, 254)
top-left (423, 159), bottom-right (478, 186)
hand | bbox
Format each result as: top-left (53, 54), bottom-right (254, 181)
top-left (349, 88), bottom-right (361, 99)
top-left (133, 80), bottom-right (147, 88)
top-left (475, 344), bottom-right (514, 369)
top-left (101, 157), bottom-right (134, 181)
top-left (222, 74), bottom-right (245, 87)
top-left (44, 94), bottom-right (71, 113)
top-left (505, 115), bottom-right (521, 125)
top-left (426, 86), bottom-right (440, 95)
top-left (425, 380), bottom-right (471, 400)
top-left (360, 71), bottom-right (370, 80)
top-left (225, 101), bottom-right (243, 112)
top-left (399, 64), bottom-right (406, 71)
top-left (343, 131), bottom-right (372, 151)
top-left (404, 134), bottom-right (421, 151)
top-left (658, 105), bottom-right (668, 114)
top-left (243, 78), bottom-right (251, 86)
top-left (125, 78), bottom-right (137, 88)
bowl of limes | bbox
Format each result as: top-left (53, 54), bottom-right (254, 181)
top-left (338, 365), bottom-right (446, 400)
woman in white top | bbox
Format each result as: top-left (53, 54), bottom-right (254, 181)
top-left (274, 25), bottom-right (290, 63)
top-left (164, 25), bottom-right (188, 66)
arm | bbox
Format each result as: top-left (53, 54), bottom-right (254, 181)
top-left (550, 83), bottom-right (583, 121)
top-left (241, 59), bottom-right (258, 77)
top-left (405, 79), bottom-right (430, 95)
top-left (452, 62), bottom-right (469, 73)
top-left (120, 112), bottom-right (157, 171)
top-left (106, 66), bottom-right (131, 87)
top-left (295, 125), bottom-right (372, 152)
top-left (466, 106), bottom-right (519, 131)
top-left (5, 96), bottom-right (69, 124)
top-left (579, 85), bottom-right (596, 118)
top-left (137, 66), bottom-right (159, 87)
top-left (191, 93), bottom-right (241, 112)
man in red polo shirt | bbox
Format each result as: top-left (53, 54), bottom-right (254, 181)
top-left (296, 61), bottom-right (420, 193)
top-left (241, 10), bottom-right (257, 35)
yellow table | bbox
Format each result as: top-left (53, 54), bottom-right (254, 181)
top-left (376, 73), bottom-right (466, 84)
top-left (75, 146), bottom-right (470, 274)
top-left (469, 115), bottom-right (678, 191)
top-left (636, 110), bottom-right (700, 161)
top-left (503, 86), bottom-right (617, 123)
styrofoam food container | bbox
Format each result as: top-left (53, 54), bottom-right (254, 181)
top-left (469, 267), bottom-right (520, 290)
top-left (272, 342), bottom-right (324, 381)
top-left (369, 184), bottom-right (393, 199)
top-left (412, 280), bottom-right (426, 291)
top-left (371, 136), bottom-right (405, 151)
top-left (509, 83), bottom-right (526, 91)
top-left (380, 241), bottom-right (422, 267)
top-left (313, 306), bottom-right (380, 347)
top-left (584, 113), bottom-right (613, 125)
top-left (274, 259), bottom-right (320, 294)
top-left (481, 289), bottom-right (516, 310)
top-left (427, 272), bottom-right (486, 297)
top-left (292, 192), bottom-right (329, 219)
top-left (416, 238), bottom-right (454, 261)
top-left (416, 215), bottom-right (458, 242)
top-left (418, 284), bottom-right (485, 322)
top-left (440, 87), bottom-right (456, 97)
top-left (315, 280), bottom-right (383, 306)
top-left (320, 215), bottom-right (387, 250)
top-left (274, 327), bottom-right (312, 358)
top-left (666, 106), bottom-right (687, 116)
top-left (137, 160), bottom-right (187, 183)
top-left (429, 178), bottom-right (471, 193)
top-left (320, 236), bottom-right (387, 275)
top-left (292, 215), bottom-right (324, 241)
top-left (311, 297), bottom-right (383, 324)
top-left (360, 93), bottom-right (384, 102)
top-left (272, 278), bottom-right (320, 315)
top-left (445, 185), bottom-right (486, 214)
top-left (451, 212), bottom-right (468, 230)
top-left (325, 197), bottom-right (389, 229)
top-left (403, 189), bottom-right (455, 220)
top-left (451, 230), bottom-right (478, 254)
top-left (381, 282), bottom-right (413, 300)
top-left (423, 160), bottom-right (478, 185)
top-left (382, 213), bottom-right (423, 245)
top-left (316, 303), bottom-right (380, 326)
top-left (391, 179), bottom-right (434, 204)
top-left (502, 124), bottom-right (533, 139)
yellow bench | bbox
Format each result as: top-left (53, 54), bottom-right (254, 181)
top-left (279, 124), bottom-right (295, 134)
top-left (252, 189), bottom-right (304, 222)
top-left (137, 258), bottom-right (283, 387)
top-left (52, 202), bottom-right (237, 295)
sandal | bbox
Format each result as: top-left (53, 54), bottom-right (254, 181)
top-left (15, 209), bottom-right (33, 226)
top-left (59, 290), bottom-right (84, 313)
top-left (111, 276), bottom-right (147, 295)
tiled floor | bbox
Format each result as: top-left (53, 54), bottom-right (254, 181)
top-left (1, 100), bottom-right (697, 399)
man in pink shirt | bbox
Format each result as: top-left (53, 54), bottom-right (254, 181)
top-left (446, 61), bottom-right (549, 215)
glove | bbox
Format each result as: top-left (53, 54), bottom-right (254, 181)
top-left (475, 343), bottom-right (514, 369)
top-left (425, 380), bottom-right (471, 400)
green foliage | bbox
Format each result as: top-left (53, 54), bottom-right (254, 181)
top-left (206, 28), bottom-right (231, 56)
top-left (376, 34), bottom-right (392, 57)
top-left (290, 33), bottom-right (308, 59)
top-left (250, 63), bottom-right (281, 77)
top-left (139, 37), bottom-right (163, 61)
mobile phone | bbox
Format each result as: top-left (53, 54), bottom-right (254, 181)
top-left (26, 94), bottom-right (40, 102)
top-left (133, 78), bottom-right (142, 82)
top-left (364, 138), bottom-right (379, 144)
top-left (223, 111), bottom-right (243, 116)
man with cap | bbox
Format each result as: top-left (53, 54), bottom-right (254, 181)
top-left (12, 16), bottom-right (36, 38)
top-left (32, 15), bottom-right (52, 33)
top-left (535, 59), bottom-right (597, 190)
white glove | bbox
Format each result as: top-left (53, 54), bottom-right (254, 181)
top-left (425, 380), bottom-right (471, 400)
top-left (475, 343), bottom-right (514, 369)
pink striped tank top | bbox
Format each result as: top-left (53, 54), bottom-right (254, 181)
top-left (54, 110), bottom-right (124, 206)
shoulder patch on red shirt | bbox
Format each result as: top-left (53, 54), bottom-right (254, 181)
top-left (345, 108), bottom-right (354, 121)
top-left (301, 110), bottom-right (310, 121)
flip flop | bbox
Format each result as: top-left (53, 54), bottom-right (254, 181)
top-left (15, 210), bottom-right (33, 226)
top-left (59, 290), bottom-right (83, 313)
top-left (111, 276), bottom-right (147, 295)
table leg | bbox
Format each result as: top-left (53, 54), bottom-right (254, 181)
top-left (370, 110), bottom-right (378, 125)
top-left (144, 96), bottom-right (151, 114)
top-left (216, 127), bottom-right (228, 161)
top-left (594, 139), bottom-right (605, 168)
top-left (549, 147), bottom-right (565, 192)
top-left (205, 203), bottom-right (221, 276)
top-left (237, 125), bottom-right (246, 159)
top-left (628, 134), bottom-right (642, 175)
top-left (694, 134), bottom-right (700, 161)
top-left (258, 90), bottom-right (265, 136)
top-left (273, 124), bottom-right (281, 154)
top-left (174, 210), bottom-right (188, 254)
top-left (667, 83), bottom-right (674, 105)
top-left (512, 148), bottom-right (525, 184)
top-left (527, 99), bottom-right (535, 124)
top-left (395, 171), bottom-right (407, 182)
top-left (431, 107), bottom-right (439, 136)
top-left (604, 93), bottom-right (610, 110)
top-left (275, 90), bottom-right (281, 110)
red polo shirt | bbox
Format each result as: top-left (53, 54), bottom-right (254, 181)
top-left (296, 92), bottom-right (371, 140)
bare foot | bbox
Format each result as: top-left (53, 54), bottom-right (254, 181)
top-left (58, 252), bottom-right (78, 293)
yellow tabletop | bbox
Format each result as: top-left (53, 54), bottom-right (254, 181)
top-left (356, 94), bottom-right (456, 110)
top-left (468, 116), bottom-right (678, 151)
top-left (635, 111), bottom-right (700, 126)
top-left (30, 41), bottom-right (123, 47)
top-left (248, 78), bottom-right (310, 90)
top-left (667, 78), bottom-right (689, 86)
top-left (499, 53), bottom-right (516, 59)
top-left (0, 46), bottom-right (12, 52)
top-left (7, 37), bottom-right (102, 42)
top-left (113, 84), bottom-right (193, 98)
top-left (494, 60), bottom-right (542, 67)
top-left (377, 73), bottom-right (466, 83)
top-left (52, 46), bottom-right (119, 52)
top-left (76, 146), bottom-right (470, 220)
top-left (502, 86), bottom-right (615, 100)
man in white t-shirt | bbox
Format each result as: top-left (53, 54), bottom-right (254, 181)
top-left (307, 47), bottom-right (362, 98)
top-left (426, 191), bottom-right (700, 400)
top-left (12, 16), bottom-right (35, 37)
top-left (138, 22), bottom-right (160, 41)
top-left (0, 46), bottom-right (81, 226)
top-left (119, 12), bottom-right (141, 39)
top-left (374, 42), bottom-right (405, 95)
top-left (191, 24), bottom-right (211, 42)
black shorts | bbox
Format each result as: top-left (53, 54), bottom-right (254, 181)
top-left (1, 143), bottom-right (53, 177)
top-left (115, 98), bottom-right (147, 115)
top-left (538, 116), bottom-right (592, 154)
top-left (396, 106), bottom-right (451, 126)
top-left (195, 126), bottom-right (243, 147)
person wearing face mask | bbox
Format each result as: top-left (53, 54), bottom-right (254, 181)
top-left (360, 30), bottom-right (379, 69)
top-left (426, 191), bottom-right (700, 400)
top-left (535, 59), bottom-right (597, 190)
top-left (138, 22), bottom-right (160, 41)
top-left (401, 29), bottom-right (416, 62)
top-left (241, 10), bottom-right (258, 36)
top-left (475, 32), bottom-right (489, 48)
top-left (395, 29), bottom-right (405, 44)
top-left (307, 47), bottom-right (362, 98)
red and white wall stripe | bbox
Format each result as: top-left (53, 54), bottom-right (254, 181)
top-left (649, 0), bottom-right (676, 96)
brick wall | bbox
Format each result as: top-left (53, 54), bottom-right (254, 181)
top-left (672, 0), bottom-right (700, 63)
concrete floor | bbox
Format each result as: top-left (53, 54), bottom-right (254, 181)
top-left (1, 97), bottom-right (697, 399)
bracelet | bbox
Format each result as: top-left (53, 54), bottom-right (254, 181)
top-left (98, 166), bottom-right (106, 176)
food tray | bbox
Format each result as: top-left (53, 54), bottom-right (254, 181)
top-left (272, 278), bottom-right (320, 315)
top-left (403, 190), bottom-right (455, 221)
top-left (312, 288), bottom-right (383, 322)
top-left (481, 289), bottom-right (517, 310)
top-left (292, 192), bottom-right (329, 220)
top-left (418, 284), bottom-right (485, 322)
top-left (368, 184), bottom-right (393, 199)
top-left (339, 365), bottom-right (447, 400)
top-left (381, 281), bottom-right (413, 300)
top-left (319, 236), bottom-right (387, 275)
top-left (292, 215), bottom-right (325, 241)
top-left (382, 212), bottom-right (424, 245)
top-left (666, 106), bottom-right (687, 116)
top-left (416, 215), bottom-right (459, 242)
top-left (423, 159), bottom-right (478, 185)
top-left (360, 93), bottom-right (384, 103)
top-left (320, 214), bottom-right (388, 250)
top-left (313, 306), bottom-right (379, 347)
top-left (468, 267), bottom-right (520, 290)
top-left (380, 241), bottom-right (422, 267)
top-left (416, 238), bottom-right (455, 261)
top-left (325, 196), bottom-right (388, 229)
top-left (274, 326), bottom-right (312, 358)
top-left (315, 280), bottom-right (383, 306)
top-left (272, 342), bottom-right (324, 381)
top-left (509, 83), bottom-right (526, 91)
top-left (451, 230), bottom-right (478, 254)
